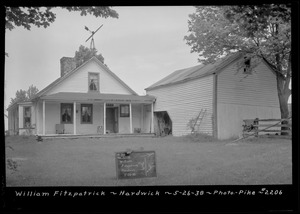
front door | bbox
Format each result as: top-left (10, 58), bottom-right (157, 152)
top-left (106, 107), bottom-right (118, 133)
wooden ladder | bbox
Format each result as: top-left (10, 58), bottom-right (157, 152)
top-left (191, 109), bottom-right (207, 133)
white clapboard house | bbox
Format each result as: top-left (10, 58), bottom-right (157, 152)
top-left (145, 51), bottom-right (281, 139)
top-left (7, 56), bottom-right (155, 136)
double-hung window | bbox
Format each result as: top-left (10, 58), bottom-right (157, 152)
top-left (120, 104), bottom-right (130, 117)
top-left (81, 104), bottom-right (93, 124)
top-left (24, 107), bottom-right (31, 128)
top-left (61, 103), bottom-right (73, 124)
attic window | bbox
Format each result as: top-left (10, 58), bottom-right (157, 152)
top-left (88, 73), bottom-right (99, 92)
top-left (243, 56), bottom-right (252, 74)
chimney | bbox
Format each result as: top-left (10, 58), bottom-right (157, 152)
top-left (60, 57), bottom-right (76, 77)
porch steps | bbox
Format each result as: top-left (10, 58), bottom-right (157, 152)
top-left (40, 133), bottom-right (156, 140)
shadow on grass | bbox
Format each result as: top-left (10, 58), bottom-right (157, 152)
top-left (5, 135), bottom-right (37, 144)
top-left (177, 133), bottom-right (289, 144)
top-left (179, 133), bottom-right (220, 143)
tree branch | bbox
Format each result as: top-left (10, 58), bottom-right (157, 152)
top-left (252, 36), bottom-right (260, 47)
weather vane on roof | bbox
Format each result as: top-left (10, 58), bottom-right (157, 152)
top-left (84, 24), bottom-right (103, 51)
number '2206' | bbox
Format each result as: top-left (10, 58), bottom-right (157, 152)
top-left (259, 188), bottom-right (283, 195)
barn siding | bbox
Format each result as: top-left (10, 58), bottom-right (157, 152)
top-left (147, 75), bottom-right (214, 136)
top-left (46, 60), bottom-right (132, 95)
top-left (217, 59), bottom-right (280, 139)
top-left (218, 103), bottom-right (280, 139)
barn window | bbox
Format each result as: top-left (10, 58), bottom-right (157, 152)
top-left (81, 104), bottom-right (93, 124)
top-left (243, 56), bottom-right (252, 74)
top-left (120, 104), bottom-right (130, 117)
top-left (88, 72), bottom-right (99, 92)
top-left (24, 107), bottom-right (31, 128)
top-left (61, 103), bottom-right (73, 124)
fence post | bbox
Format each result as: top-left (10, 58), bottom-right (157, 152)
top-left (281, 118), bottom-right (290, 136)
top-left (254, 118), bottom-right (259, 137)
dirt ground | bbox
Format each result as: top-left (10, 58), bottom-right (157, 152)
top-left (5, 135), bottom-right (292, 186)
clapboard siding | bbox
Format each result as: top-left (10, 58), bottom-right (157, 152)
top-left (118, 104), bottom-right (141, 133)
top-left (18, 106), bottom-right (23, 129)
top-left (147, 75), bottom-right (214, 136)
top-left (217, 60), bottom-right (279, 107)
top-left (45, 102), bottom-right (60, 134)
top-left (47, 60), bottom-right (132, 95)
top-left (75, 103), bottom-right (103, 135)
top-left (217, 103), bottom-right (280, 139)
top-left (217, 58), bottom-right (280, 139)
top-left (132, 104), bottom-right (141, 132)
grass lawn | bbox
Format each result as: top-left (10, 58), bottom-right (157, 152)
top-left (5, 135), bottom-right (292, 186)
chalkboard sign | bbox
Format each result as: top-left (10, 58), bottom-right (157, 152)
top-left (115, 150), bottom-right (157, 179)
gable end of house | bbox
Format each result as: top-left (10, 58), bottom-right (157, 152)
top-left (31, 57), bottom-right (138, 101)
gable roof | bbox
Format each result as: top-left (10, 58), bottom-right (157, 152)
top-left (31, 56), bottom-right (138, 101)
top-left (145, 52), bottom-right (244, 90)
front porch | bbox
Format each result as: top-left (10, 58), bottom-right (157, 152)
top-left (40, 133), bottom-right (155, 140)
top-left (35, 92), bottom-right (156, 136)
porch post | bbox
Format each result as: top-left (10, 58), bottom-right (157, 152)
top-left (34, 102), bottom-right (38, 134)
top-left (73, 102), bottom-right (76, 135)
top-left (103, 103), bottom-right (106, 134)
top-left (42, 100), bottom-right (45, 135)
top-left (141, 104), bottom-right (144, 133)
top-left (129, 103), bottom-right (133, 134)
top-left (151, 102), bottom-right (154, 133)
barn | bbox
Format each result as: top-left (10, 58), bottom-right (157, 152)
top-left (145, 51), bottom-right (281, 139)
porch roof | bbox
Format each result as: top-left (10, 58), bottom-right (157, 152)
top-left (40, 92), bottom-right (156, 103)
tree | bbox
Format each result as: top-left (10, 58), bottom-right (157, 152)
top-left (74, 45), bottom-right (106, 68)
top-left (9, 85), bottom-right (39, 106)
top-left (10, 89), bottom-right (27, 105)
top-left (5, 6), bottom-right (118, 31)
top-left (27, 84), bottom-right (39, 100)
top-left (184, 5), bottom-right (291, 133)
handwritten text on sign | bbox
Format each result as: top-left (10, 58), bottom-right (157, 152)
top-left (115, 151), bottom-right (157, 179)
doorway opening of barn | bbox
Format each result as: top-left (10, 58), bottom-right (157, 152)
top-left (154, 111), bottom-right (172, 136)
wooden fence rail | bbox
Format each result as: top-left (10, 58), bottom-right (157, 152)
top-left (242, 118), bottom-right (292, 138)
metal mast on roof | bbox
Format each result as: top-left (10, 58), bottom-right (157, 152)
top-left (85, 24), bottom-right (103, 51)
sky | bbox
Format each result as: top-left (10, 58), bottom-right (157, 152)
top-left (4, 6), bottom-right (199, 106)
